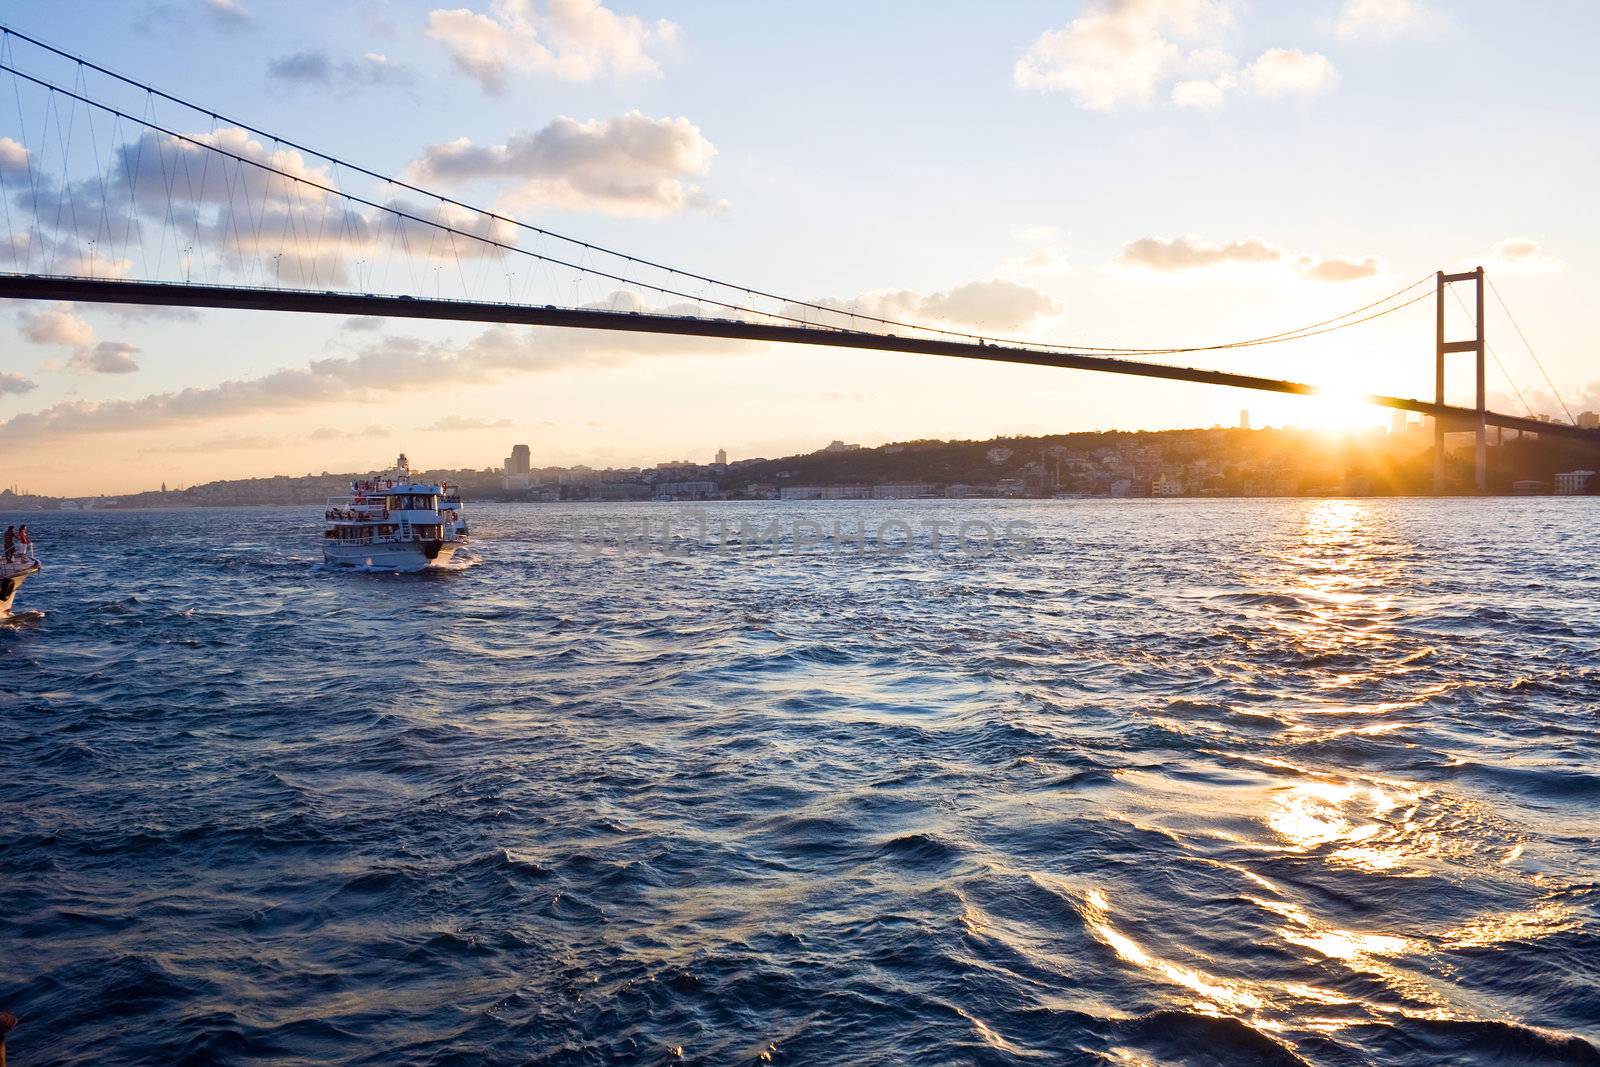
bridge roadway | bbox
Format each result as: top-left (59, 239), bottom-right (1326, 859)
top-left (3, 273), bottom-right (1596, 445)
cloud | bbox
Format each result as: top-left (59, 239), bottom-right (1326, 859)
top-left (203, 0), bottom-right (251, 29)
top-left (1294, 254), bottom-right (1383, 282)
top-left (1247, 48), bottom-right (1338, 98)
top-left (1328, 0), bottom-right (1441, 41)
top-left (1013, 0), bottom-right (1235, 110)
top-left (0, 372), bottom-right (36, 396)
top-left (310, 425), bottom-right (392, 441)
top-left (267, 50), bottom-right (415, 91)
top-left (1120, 234), bottom-right (1282, 271)
top-left (1171, 77), bottom-right (1229, 110)
top-left (0, 136), bottom-right (29, 178)
top-left (408, 111), bottom-right (720, 217)
top-left (1120, 235), bottom-right (1382, 283)
top-left (341, 317), bottom-right (388, 332)
top-left (426, 0), bottom-right (680, 93)
top-left (68, 342), bottom-right (142, 375)
top-left (816, 279), bottom-right (1061, 332)
top-left (21, 307), bottom-right (96, 348)
top-left (419, 415), bottom-right (514, 431)
top-left (1486, 238), bottom-right (1562, 274)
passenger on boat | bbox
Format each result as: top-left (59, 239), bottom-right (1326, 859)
top-left (17, 525), bottom-right (30, 560)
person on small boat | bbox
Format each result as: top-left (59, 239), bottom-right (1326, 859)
top-left (16, 525), bottom-right (30, 560)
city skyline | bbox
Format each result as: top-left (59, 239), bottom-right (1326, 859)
top-left (2, 0), bottom-right (1598, 495)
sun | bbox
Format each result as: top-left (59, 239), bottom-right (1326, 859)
top-left (1300, 387), bottom-right (1387, 432)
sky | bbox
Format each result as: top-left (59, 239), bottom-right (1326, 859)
top-left (0, 0), bottom-right (1596, 495)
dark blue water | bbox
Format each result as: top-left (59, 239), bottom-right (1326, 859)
top-left (3, 499), bottom-right (1599, 1066)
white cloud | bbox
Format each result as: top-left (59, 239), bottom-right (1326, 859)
top-left (1294, 253), bottom-right (1383, 283)
top-left (1485, 238), bottom-right (1562, 274)
top-left (420, 415), bottom-right (514, 431)
top-left (408, 111), bottom-right (720, 217)
top-left (1328, 0), bottom-right (1441, 41)
top-left (0, 136), bottom-right (29, 178)
top-left (0, 372), bottom-right (36, 396)
top-left (1171, 77), bottom-right (1230, 110)
top-left (1247, 48), bottom-right (1338, 98)
top-left (1015, 3), bottom-right (1335, 111)
top-left (1119, 234), bottom-right (1383, 283)
top-left (817, 280), bottom-right (1061, 331)
top-left (21, 306), bottom-right (96, 348)
top-left (426, 0), bottom-right (679, 93)
top-left (1013, 0), bottom-right (1235, 110)
top-left (68, 342), bottom-right (142, 375)
top-left (1120, 234), bottom-right (1282, 271)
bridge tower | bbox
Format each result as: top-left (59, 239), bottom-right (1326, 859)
top-left (1434, 267), bottom-right (1487, 493)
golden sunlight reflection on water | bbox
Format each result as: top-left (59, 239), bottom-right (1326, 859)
top-left (1067, 497), bottom-right (1589, 1046)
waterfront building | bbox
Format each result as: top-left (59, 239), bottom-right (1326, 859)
top-left (779, 486), bottom-right (825, 500)
top-left (654, 480), bottom-right (719, 501)
top-left (872, 483), bottom-right (936, 499)
top-left (1554, 470), bottom-right (1596, 495)
top-left (1578, 411), bottom-right (1600, 429)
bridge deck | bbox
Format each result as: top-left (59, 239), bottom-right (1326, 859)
top-left (3, 274), bottom-right (1595, 445)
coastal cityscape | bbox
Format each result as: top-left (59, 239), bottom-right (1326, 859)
top-left (6, 412), bottom-right (1598, 511)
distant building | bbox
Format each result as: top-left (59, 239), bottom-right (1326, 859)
top-left (823, 440), bottom-right (861, 453)
top-left (715, 448), bottom-right (728, 466)
top-left (822, 485), bottom-right (870, 499)
top-left (1512, 480), bottom-right (1548, 495)
top-left (986, 446), bottom-right (1013, 465)
top-left (1239, 409), bottom-right (1251, 430)
top-left (1554, 470), bottom-right (1595, 495)
top-left (505, 444), bottom-right (531, 476)
top-left (779, 486), bottom-right (824, 500)
top-left (1390, 410), bottom-right (1409, 435)
top-left (1152, 472), bottom-right (1184, 497)
top-left (1579, 411), bottom-right (1600, 430)
top-left (654, 480), bottom-right (718, 501)
top-left (872, 483), bottom-right (935, 499)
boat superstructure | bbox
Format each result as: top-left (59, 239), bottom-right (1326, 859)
top-left (0, 556), bottom-right (40, 616)
top-left (322, 453), bottom-right (468, 572)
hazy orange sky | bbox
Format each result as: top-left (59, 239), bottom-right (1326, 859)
top-left (1, 0), bottom-right (1595, 495)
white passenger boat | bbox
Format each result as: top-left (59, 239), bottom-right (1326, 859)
top-left (322, 454), bottom-right (468, 572)
top-left (1, 556), bottom-right (41, 616)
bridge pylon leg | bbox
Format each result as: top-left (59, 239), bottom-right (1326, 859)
top-left (1434, 267), bottom-right (1489, 494)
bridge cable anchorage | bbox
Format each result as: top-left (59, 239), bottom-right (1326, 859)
top-left (0, 24), bottom-right (1436, 359)
top-left (1452, 285), bottom-right (1534, 420)
top-left (1487, 275), bottom-right (1576, 425)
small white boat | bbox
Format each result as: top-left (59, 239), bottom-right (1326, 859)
top-left (322, 453), bottom-right (468, 572)
top-left (1, 556), bottom-right (41, 616)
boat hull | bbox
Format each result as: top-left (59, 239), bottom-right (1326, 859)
top-left (322, 539), bottom-right (462, 572)
top-left (1, 561), bottom-right (40, 615)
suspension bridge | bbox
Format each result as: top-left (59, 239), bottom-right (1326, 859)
top-left (0, 26), bottom-right (1593, 492)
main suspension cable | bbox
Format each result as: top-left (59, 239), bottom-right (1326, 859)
top-left (0, 24), bottom-right (1437, 358)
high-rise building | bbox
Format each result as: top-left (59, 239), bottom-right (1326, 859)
top-left (1579, 411), bottom-right (1600, 430)
top-left (505, 443), bottom-right (531, 475)
top-left (715, 448), bottom-right (727, 466)
top-left (1239, 409), bottom-right (1250, 430)
top-left (1391, 410), bottom-right (1409, 435)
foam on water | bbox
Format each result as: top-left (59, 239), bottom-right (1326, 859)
top-left (2, 498), bottom-right (1598, 1065)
